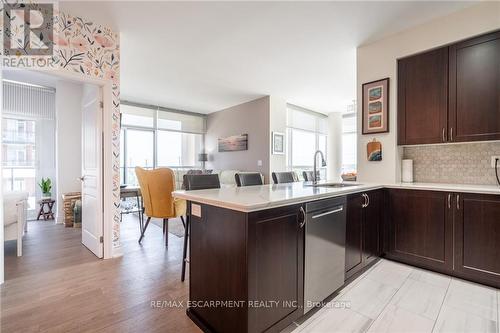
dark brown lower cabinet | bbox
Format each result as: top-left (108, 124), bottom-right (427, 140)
top-left (345, 193), bottom-right (364, 278)
top-left (363, 190), bottom-right (382, 265)
top-left (188, 202), bottom-right (304, 333)
top-left (454, 193), bottom-right (500, 288)
top-left (387, 189), bottom-right (500, 289)
top-left (247, 205), bottom-right (304, 333)
top-left (387, 189), bottom-right (453, 273)
top-left (345, 190), bottom-right (382, 279)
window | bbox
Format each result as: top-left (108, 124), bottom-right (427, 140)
top-left (2, 118), bottom-right (37, 211)
top-left (157, 131), bottom-right (203, 167)
top-left (122, 129), bottom-right (154, 185)
top-left (286, 105), bottom-right (328, 180)
top-left (342, 107), bottom-right (357, 174)
top-left (120, 103), bottom-right (206, 185)
top-left (2, 81), bottom-right (56, 218)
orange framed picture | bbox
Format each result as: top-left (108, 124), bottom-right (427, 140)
top-left (362, 78), bottom-right (389, 134)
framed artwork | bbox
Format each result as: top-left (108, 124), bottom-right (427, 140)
top-left (362, 78), bottom-right (389, 134)
top-left (272, 132), bottom-right (285, 155)
top-left (218, 134), bottom-right (248, 152)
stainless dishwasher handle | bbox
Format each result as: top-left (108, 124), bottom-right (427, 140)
top-left (311, 206), bottom-right (344, 219)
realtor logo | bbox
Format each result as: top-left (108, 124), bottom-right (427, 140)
top-left (3, 2), bottom-right (54, 56)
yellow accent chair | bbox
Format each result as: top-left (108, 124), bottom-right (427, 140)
top-left (135, 167), bottom-right (186, 246)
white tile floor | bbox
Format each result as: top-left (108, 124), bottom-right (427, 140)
top-left (291, 259), bottom-right (500, 333)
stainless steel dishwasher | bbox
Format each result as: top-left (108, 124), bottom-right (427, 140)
top-left (303, 196), bottom-right (346, 313)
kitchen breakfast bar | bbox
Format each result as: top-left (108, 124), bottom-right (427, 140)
top-left (173, 181), bottom-right (500, 333)
top-left (173, 182), bottom-right (381, 333)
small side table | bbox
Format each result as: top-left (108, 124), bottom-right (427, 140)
top-left (37, 199), bottom-right (56, 221)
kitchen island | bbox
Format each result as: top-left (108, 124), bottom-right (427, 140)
top-left (173, 182), bottom-right (381, 333)
top-left (173, 181), bottom-right (500, 333)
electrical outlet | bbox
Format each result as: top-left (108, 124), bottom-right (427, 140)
top-left (491, 156), bottom-right (500, 168)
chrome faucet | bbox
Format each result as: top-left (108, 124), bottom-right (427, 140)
top-left (313, 150), bottom-right (326, 184)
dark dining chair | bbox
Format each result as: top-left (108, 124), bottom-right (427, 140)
top-left (181, 174), bottom-right (221, 282)
top-left (183, 174), bottom-right (221, 191)
top-left (303, 170), bottom-right (320, 182)
top-left (272, 171), bottom-right (299, 184)
top-left (235, 172), bottom-right (263, 187)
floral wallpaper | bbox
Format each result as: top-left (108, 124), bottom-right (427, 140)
top-left (2, 7), bottom-right (122, 251)
top-left (53, 11), bottom-right (122, 250)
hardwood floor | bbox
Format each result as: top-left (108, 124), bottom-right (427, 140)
top-left (1, 215), bottom-right (201, 333)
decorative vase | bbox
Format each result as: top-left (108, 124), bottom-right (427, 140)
top-left (42, 192), bottom-right (52, 199)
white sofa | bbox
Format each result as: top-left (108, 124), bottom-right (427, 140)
top-left (3, 191), bottom-right (28, 256)
top-left (172, 169), bottom-right (243, 189)
top-left (215, 170), bottom-right (240, 186)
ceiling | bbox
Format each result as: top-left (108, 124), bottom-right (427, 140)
top-left (59, 1), bottom-right (475, 114)
top-left (3, 70), bottom-right (60, 88)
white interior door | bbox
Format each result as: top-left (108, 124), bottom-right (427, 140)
top-left (81, 84), bottom-right (103, 258)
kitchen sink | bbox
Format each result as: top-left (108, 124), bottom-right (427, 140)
top-left (306, 183), bottom-right (360, 188)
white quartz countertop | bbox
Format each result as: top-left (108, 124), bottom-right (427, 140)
top-left (173, 182), bottom-right (381, 212)
top-left (384, 182), bottom-right (500, 195)
top-left (173, 181), bottom-right (500, 213)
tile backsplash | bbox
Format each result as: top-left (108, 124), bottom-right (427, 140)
top-left (403, 142), bottom-right (500, 185)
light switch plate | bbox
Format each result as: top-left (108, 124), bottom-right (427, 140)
top-left (491, 156), bottom-right (500, 168)
top-left (257, 160), bottom-right (263, 167)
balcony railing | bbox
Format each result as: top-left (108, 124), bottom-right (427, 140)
top-left (121, 166), bottom-right (200, 189)
top-left (2, 130), bottom-right (36, 143)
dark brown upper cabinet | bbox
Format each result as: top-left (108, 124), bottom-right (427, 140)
top-left (398, 30), bottom-right (500, 145)
top-left (398, 47), bottom-right (449, 145)
top-left (449, 31), bottom-right (500, 142)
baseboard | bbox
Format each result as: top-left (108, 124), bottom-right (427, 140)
top-left (112, 245), bottom-right (123, 258)
top-left (54, 217), bottom-right (65, 225)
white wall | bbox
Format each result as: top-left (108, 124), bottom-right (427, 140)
top-left (269, 96), bottom-right (287, 175)
top-left (356, 2), bottom-right (500, 184)
top-left (37, 118), bottom-right (57, 218)
top-left (327, 113), bottom-right (343, 182)
top-left (55, 81), bottom-right (83, 223)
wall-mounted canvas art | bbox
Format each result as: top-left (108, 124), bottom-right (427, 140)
top-left (367, 139), bottom-right (382, 161)
top-left (362, 78), bottom-right (389, 134)
top-left (272, 132), bottom-right (285, 155)
top-left (218, 134), bottom-right (248, 152)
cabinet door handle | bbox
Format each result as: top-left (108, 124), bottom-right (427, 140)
top-left (456, 194), bottom-right (460, 210)
top-left (450, 128), bottom-right (453, 141)
top-left (366, 193), bottom-right (370, 207)
top-left (312, 206), bottom-right (344, 219)
top-left (442, 128), bottom-right (446, 142)
top-left (299, 207), bottom-right (306, 228)
top-left (448, 193), bottom-right (451, 209)
top-left (361, 194), bottom-right (367, 208)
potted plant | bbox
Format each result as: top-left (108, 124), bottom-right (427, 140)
top-left (39, 177), bottom-right (52, 199)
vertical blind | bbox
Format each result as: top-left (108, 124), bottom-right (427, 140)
top-left (2, 81), bottom-right (56, 119)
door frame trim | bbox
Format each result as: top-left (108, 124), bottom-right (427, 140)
top-left (0, 69), bottom-right (116, 284)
